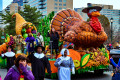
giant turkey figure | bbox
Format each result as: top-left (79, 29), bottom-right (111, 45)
top-left (50, 4), bottom-right (107, 50)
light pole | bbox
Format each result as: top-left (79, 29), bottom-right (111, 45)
top-left (110, 18), bottom-right (113, 44)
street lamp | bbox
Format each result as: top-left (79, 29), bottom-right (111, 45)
top-left (110, 18), bottom-right (113, 44)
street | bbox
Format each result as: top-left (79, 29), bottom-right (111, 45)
top-left (0, 69), bottom-right (112, 80)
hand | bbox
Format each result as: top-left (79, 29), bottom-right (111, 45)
top-left (19, 63), bottom-right (27, 73)
top-left (110, 57), bottom-right (113, 59)
top-left (72, 67), bottom-right (75, 74)
top-left (48, 30), bottom-right (50, 32)
top-left (72, 71), bottom-right (75, 75)
top-left (60, 57), bottom-right (65, 61)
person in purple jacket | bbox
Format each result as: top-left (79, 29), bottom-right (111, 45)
top-left (4, 55), bottom-right (34, 80)
top-left (25, 33), bottom-right (35, 54)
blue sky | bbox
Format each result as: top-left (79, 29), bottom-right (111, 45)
top-left (3, 0), bottom-right (120, 9)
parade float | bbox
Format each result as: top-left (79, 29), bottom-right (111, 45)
top-left (0, 4), bottom-right (110, 79)
top-left (47, 5), bottom-right (110, 78)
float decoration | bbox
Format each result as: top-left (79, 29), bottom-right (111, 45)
top-left (80, 54), bottom-right (90, 67)
top-left (49, 4), bottom-right (109, 78)
top-left (38, 12), bottom-right (55, 46)
top-left (12, 13), bottom-right (37, 39)
top-left (8, 36), bottom-right (14, 46)
top-left (0, 56), bottom-right (7, 68)
top-left (57, 49), bottom-right (81, 61)
top-left (50, 9), bottom-right (107, 49)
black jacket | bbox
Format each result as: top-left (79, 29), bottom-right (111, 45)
top-left (47, 32), bottom-right (59, 49)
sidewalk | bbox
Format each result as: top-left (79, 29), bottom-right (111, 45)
top-left (0, 69), bottom-right (7, 80)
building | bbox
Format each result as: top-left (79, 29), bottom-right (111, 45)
top-left (0, 3), bottom-right (19, 28)
top-left (10, 3), bottom-right (19, 13)
top-left (74, 8), bottom-right (88, 21)
top-left (13, 0), bottom-right (23, 6)
top-left (0, 0), bottom-right (3, 27)
top-left (0, 0), bottom-right (3, 11)
top-left (3, 3), bottom-right (19, 14)
top-left (23, 0), bottom-right (29, 5)
top-left (74, 3), bottom-right (120, 33)
top-left (27, 0), bottom-right (73, 16)
top-left (92, 3), bottom-right (113, 9)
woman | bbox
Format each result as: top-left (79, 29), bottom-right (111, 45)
top-left (25, 33), bottom-right (35, 54)
top-left (4, 55), bottom-right (34, 80)
top-left (1, 46), bottom-right (16, 71)
top-left (54, 48), bottom-right (75, 80)
top-left (27, 45), bottom-right (51, 80)
top-left (47, 28), bottom-right (59, 54)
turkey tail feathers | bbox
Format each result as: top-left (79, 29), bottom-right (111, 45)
top-left (50, 9), bottom-right (83, 39)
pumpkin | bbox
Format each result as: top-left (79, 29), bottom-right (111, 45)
top-left (57, 49), bottom-right (81, 61)
top-left (0, 43), bottom-right (7, 55)
top-left (45, 60), bottom-right (58, 73)
top-left (80, 54), bottom-right (90, 67)
top-left (15, 53), bottom-right (27, 58)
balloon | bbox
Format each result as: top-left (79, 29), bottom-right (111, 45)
top-left (22, 28), bottom-right (26, 33)
top-left (23, 33), bottom-right (28, 39)
top-left (33, 34), bottom-right (37, 38)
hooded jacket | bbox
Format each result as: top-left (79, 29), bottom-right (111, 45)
top-left (4, 65), bottom-right (34, 80)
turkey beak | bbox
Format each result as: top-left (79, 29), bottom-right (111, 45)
top-left (91, 11), bottom-right (100, 17)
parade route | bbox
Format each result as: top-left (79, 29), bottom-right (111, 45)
top-left (0, 69), bottom-right (112, 80)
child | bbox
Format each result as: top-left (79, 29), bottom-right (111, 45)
top-left (4, 55), bottom-right (34, 80)
top-left (1, 46), bottom-right (15, 71)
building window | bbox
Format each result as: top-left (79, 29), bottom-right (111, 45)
top-left (63, 7), bottom-right (66, 9)
top-left (59, 0), bottom-right (62, 2)
top-left (54, 0), bottom-right (58, 2)
top-left (54, 3), bottom-right (57, 6)
top-left (63, 4), bottom-right (66, 6)
top-left (63, 0), bottom-right (66, 2)
top-left (59, 7), bottom-right (62, 10)
top-left (59, 3), bottom-right (62, 6)
top-left (54, 11), bottom-right (57, 13)
top-left (54, 7), bottom-right (58, 9)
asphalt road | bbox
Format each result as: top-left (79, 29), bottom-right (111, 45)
top-left (0, 69), bottom-right (112, 80)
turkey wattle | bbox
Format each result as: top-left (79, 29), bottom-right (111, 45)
top-left (50, 9), bottom-right (107, 49)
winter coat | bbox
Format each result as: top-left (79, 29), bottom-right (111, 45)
top-left (25, 37), bottom-right (35, 52)
top-left (4, 65), bottom-right (34, 80)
